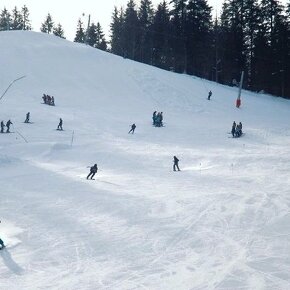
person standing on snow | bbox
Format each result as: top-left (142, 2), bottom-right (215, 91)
top-left (0, 121), bottom-right (5, 133)
top-left (208, 90), bottom-right (212, 100)
top-left (173, 156), bottom-right (181, 171)
top-left (128, 123), bottom-right (136, 134)
top-left (87, 164), bottom-right (98, 179)
top-left (57, 118), bottom-right (63, 130)
top-left (24, 112), bottom-right (30, 123)
top-left (6, 120), bottom-right (12, 133)
top-left (231, 121), bottom-right (236, 137)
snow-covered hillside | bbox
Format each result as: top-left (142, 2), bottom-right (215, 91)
top-left (1, 31), bottom-right (290, 290)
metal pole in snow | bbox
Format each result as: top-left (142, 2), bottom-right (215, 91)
top-left (236, 71), bottom-right (244, 108)
top-left (0, 76), bottom-right (26, 103)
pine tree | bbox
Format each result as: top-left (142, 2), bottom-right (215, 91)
top-left (151, 1), bottom-right (171, 69)
top-left (21, 5), bottom-right (32, 30)
top-left (95, 22), bottom-right (107, 51)
top-left (74, 19), bottom-right (86, 43)
top-left (0, 8), bottom-right (12, 31)
top-left (11, 6), bottom-right (23, 30)
top-left (40, 13), bottom-right (54, 34)
top-left (110, 7), bottom-right (125, 56)
top-left (53, 23), bottom-right (65, 38)
top-left (137, 0), bottom-right (154, 63)
top-left (87, 23), bottom-right (98, 47)
top-left (123, 0), bottom-right (139, 59)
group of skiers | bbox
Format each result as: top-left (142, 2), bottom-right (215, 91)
top-left (42, 94), bottom-right (55, 106)
top-left (152, 111), bottom-right (163, 127)
top-left (0, 120), bottom-right (13, 133)
top-left (231, 121), bottom-right (243, 138)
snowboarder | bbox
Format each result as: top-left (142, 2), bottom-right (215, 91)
top-left (57, 118), bottom-right (63, 130)
top-left (24, 112), bottom-right (30, 123)
top-left (0, 221), bottom-right (5, 250)
top-left (0, 121), bottom-right (5, 133)
top-left (208, 90), bottom-right (212, 100)
top-left (173, 156), bottom-right (180, 171)
top-left (87, 164), bottom-right (98, 179)
top-left (6, 120), bottom-right (12, 133)
top-left (231, 121), bottom-right (236, 137)
top-left (128, 123), bottom-right (136, 134)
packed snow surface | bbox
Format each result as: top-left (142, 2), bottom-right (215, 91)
top-left (1, 31), bottom-right (290, 290)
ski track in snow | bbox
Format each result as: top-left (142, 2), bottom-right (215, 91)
top-left (1, 31), bottom-right (290, 289)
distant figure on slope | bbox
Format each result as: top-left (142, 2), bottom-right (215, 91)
top-left (1, 121), bottom-right (5, 133)
top-left (24, 112), bottom-right (30, 123)
top-left (6, 120), bottom-right (12, 133)
top-left (235, 122), bottom-right (243, 137)
top-left (128, 123), bottom-right (136, 134)
top-left (152, 111), bottom-right (157, 125)
top-left (87, 164), bottom-right (98, 180)
top-left (231, 121), bottom-right (236, 137)
top-left (173, 156), bottom-right (180, 171)
top-left (208, 90), bottom-right (212, 100)
top-left (0, 221), bottom-right (5, 250)
top-left (57, 118), bottom-right (63, 130)
top-left (51, 96), bottom-right (55, 106)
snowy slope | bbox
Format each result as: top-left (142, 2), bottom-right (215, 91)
top-left (0, 30), bottom-right (290, 290)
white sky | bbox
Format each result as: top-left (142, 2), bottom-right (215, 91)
top-left (0, 0), bottom-right (287, 41)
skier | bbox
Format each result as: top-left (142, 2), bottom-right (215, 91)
top-left (231, 121), bottom-right (236, 137)
top-left (128, 123), bottom-right (136, 134)
top-left (152, 111), bottom-right (157, 125)
top-left (173, 156), bottom-right (180, 171)
top-left (208, 90), bottom-right (212, 100)
top-left (24, 112), bottom-right (30, 123)
top-left (0, 121), bottom-right (5, 133)
top-left (87, 164), bottom-right (98, 180)
top-left (0, 221), bottom-right (5, 250)
top-left (235, 122), bottom-right (243, 137)
top-left (57, 118), bottom-right (63, 130)
top-left (6, 120), bottom-right (12, 133)
top-left (51, 96), bottom-right (55, 106)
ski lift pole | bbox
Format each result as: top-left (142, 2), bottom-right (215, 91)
top-left (236, 71), bottom-right (244, 108)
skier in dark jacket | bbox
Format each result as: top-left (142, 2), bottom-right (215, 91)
top-left (24, 112), bottom-right (30, 123)
top-left (173, 156), bottom-right (180, 171)
top-left (152, 111), bottom-right (157, 125)
top-left (0, 221), bottom-right (5, 250)
top-left (208, 90), bottom-right (212, 100)
top-left (128, 123), bottom-right (136, 134)
top-left (57, 118), bottom-right (63, 130)
top-left (87, 164), bottom-right (98, 179)
top-left (6, 120), bottom-right (12, 133)
top-left (0, 121), bottom-right (5, 133)
top-left (231, 121), bottom-right (236, 137)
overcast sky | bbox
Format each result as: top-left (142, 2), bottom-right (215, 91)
top-left (0, 0), bottom-right (287, 41)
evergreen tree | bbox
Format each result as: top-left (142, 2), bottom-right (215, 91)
top-left (53, 23), bottom-right (65, 38)
top-left (123, 0), bottom-right (139, 59)
top-left (21, 5), bottom-right (32, 30)
top-left (95, 22), bottom-right (107, 50)
top-left (87, 22), bottom-right (98, 47)
top-left (40, 13), bottom-right (54, 34)
top-left (137, 0), bottom-right (154, 63)
top-left (0, 8), bottom-right (12, 31)
top-left (110, 7), bottom-right (125, 56)
top-left (74, 19), bottom-right (86, 43)
top-left (151, 1), bottom-right (171, 69)
top-left (11, 6), bottom-right (23, 30)
top-left (185, 0), bottom-right (212, 77)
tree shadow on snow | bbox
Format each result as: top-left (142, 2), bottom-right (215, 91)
top-left (0, 248), bottom-right (24, 275)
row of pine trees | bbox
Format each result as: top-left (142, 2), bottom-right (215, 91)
top-left (1, 1), bottom-right (290, 98)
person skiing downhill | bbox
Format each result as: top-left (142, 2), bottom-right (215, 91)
top-left (6, 120), bottom-right (12, 133)
top-left (57, 118), bottom-right (63, 130)
top-left (87, 164), bottom-right (98, 180)
top-left (208, 90), bottom-right (212, 100)
top-left (24, 112), bottom-right (30, 123)
top-left (0, 221), bottom-right (5, 250)
top-left (128, 123), bottom-right (136, 134)
top-left (173, 156), bottom-right (180, 171)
